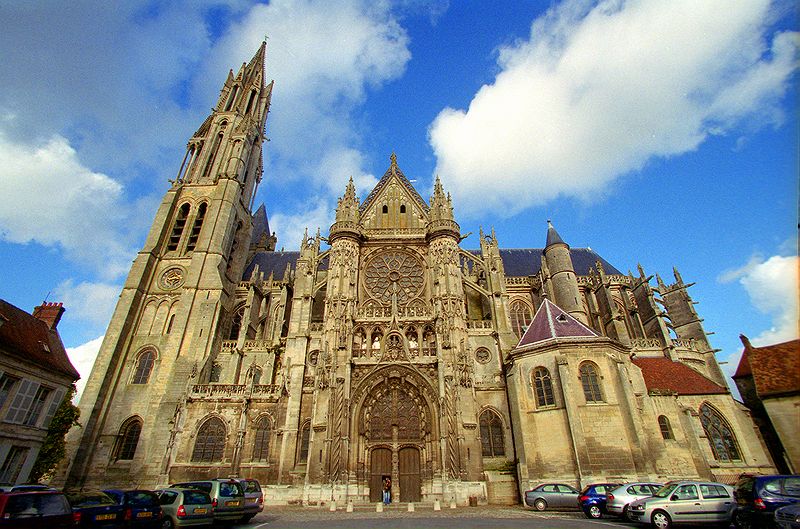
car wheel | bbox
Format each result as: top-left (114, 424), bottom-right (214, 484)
top-left (586, 504), bottom-right (602, 519)
top-left (533, 498), bottom-right (547, 511)
top-left (651, 510), bottom-right (672, 529)
top-left (162, 518), bottom-right (174, 529)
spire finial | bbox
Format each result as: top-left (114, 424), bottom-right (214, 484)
top-left (390, 152), bottom-right (397, 166)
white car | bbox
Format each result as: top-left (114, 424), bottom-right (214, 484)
top-left (627, 481), bottom-right (735, 529)
top-left (606, 482), bottom-right (662, 519)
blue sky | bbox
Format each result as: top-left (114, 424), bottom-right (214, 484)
top-left (1, 0), bottom-right (797, 400)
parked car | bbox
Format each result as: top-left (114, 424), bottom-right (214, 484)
top-left (578, 482), bottom-right (622, 518)
top-left (234, 478), bottom-right (264, 522)
top-left (169, 479), bottom-right (245, 523)
top-left (66, 490), bottom-right (125, 528)
top-left (155, 488), bottom-right (213, 529)
top-left (0, 490), bottom-right (73, 528)
top-left (607, 482), bottom-right (662, 519)
top-left (733, 474), bottom-right (800, 529)
top-left (102, 489), bottom-right (163, 529)
top-left (0, 484), bottom-right (56, 493)
top-left (775, 503), bottom-right (800, 529)
top-left (524, 483), bottom-right (580, 511)
top-left (627, 481), bottom-right (735, 528)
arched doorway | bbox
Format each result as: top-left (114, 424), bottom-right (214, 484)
top-left (358, 371), bottom-right (434, 503)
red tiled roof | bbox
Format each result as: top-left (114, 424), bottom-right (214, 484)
top-left (517, 298), bottom-right (598, 347)
top-left (740, 339), bottom-right (800, 397)
top-left (632, 357), bottom-right (727, 395)
top-left (0, 299), bottom-right (80, 380)
top-left (732, 345), bottom-right (752, 378)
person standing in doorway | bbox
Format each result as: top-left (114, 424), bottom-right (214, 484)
top-left (382, 476), bottom-right (392, 505)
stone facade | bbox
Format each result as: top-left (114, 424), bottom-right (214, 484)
top-left (55, 44), bottom-right (775, 503)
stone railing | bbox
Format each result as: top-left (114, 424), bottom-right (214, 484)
top-left (220, 340), bottom-right (237, 353)
top-left (190, 384), bottom-right (246, 398)
top-left (357, 306), bottom-right (431, 319)
top-left (243, 339), bottom-right (272, 350)
top-left (673, 338), bottom-right (699, 351)
top-left (630, 338), bottom-right (664, 349)
top-left (505, 277), bottom-right (532, 286)
top-left (467, 320), bottom-right (493, 329)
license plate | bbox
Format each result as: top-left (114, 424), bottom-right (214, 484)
top-left (137, 511), bottom-right (153, 518)
top-left (225, 500), bottom-right (240, 507)
top-left (95, 513), bottom-right (116, 521)
top-left (193, 508), bottom-right (207, 514)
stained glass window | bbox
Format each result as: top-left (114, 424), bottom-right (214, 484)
top-left (699, 403), bottom-right (741, 461)
top-left (192, 417), bottom-right (226, 462)
top-left (533, 367), bottom-right (555, 407)
top-left (479, 410), bottom-right (505, 457)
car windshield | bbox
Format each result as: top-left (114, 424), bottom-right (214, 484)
top-left (126, 491), bottom-right (158, 506)
top-left (653, 483), bottom-right (679, 498)
top-left (183, 491), bottom-right (211, 505)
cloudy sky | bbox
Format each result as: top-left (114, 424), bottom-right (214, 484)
top-left (1, 0), bottom-right (797, 400)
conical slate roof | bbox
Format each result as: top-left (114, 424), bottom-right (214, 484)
top-left (545, 220), bottom-right (566, 248)
top-left (517, 298), bottom-right (598, 347)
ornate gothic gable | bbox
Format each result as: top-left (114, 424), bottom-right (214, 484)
top-left (359, 154), bottom-right (430, 231)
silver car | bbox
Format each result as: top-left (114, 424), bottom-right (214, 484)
top-left (156, 488), bottom-right (213, 529)
top-left (607, 482), bottom-right (662, 519)
top-left (524, 483), bottom-right (580, 511)
top-left (627, 481), bottom-right (735, 529)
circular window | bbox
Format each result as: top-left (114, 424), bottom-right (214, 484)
top-left (364, 250), bottom-right (424, 305)
top-left (475, 348), bottom-right (491, 364)
top-left (159, 267), bottom-right (185, 290)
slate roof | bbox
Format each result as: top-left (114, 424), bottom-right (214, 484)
top-left (517, 298), bottom-right (599, 347)
top-left (0, 299), bottom-right (80, 380)
top-left (632, 357), bottom-right (727, 395)
top-left (546, 221), bottom-right (566, 247)
top-left (733, 338), bottom-right (800, 397)
top-left (251, 203), bottom-right (270, 245)
top-left (244, 247), bottom-right (622, 281)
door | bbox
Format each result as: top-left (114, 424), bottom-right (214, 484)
top-left (369, 448), bottom-right (391, 503)
top-left (398, 447), bottom-right (421, 502)
top-left (668, 484), bottom-right (703, 523)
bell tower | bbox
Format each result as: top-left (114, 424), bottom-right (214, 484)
top-left (60, 43), bottom-right (273, 488)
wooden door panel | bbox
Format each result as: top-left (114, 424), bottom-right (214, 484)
top-left (369, 448), bottom-right (391, 503)
top-left (398, 447), bottom-right (421, 502)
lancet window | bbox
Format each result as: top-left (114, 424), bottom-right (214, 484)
top-left (114, 417), bottom-right (142, 461)
top-left (132, 349), bottom-right (156, 384)
top-left (479, 409), bottom-right (505, 457)
top-left (167, 203), bottom-right (190, 251)
top-left (192, 417), bottom-right (226, 462)
top-left (658, 415), bottom-right (674, 440)
top-left (699, 403), bottom-right (741, 461)
top-left (185, 202), bottom-right (207, 252)
top-left (579, 362), bottom-right (603, 402)
top-left (510, 299), bottom-right (533, 338)
top-left (252, 416), bottom-right (271, 461)
top-left (533, 367), bottom-right (555, 407)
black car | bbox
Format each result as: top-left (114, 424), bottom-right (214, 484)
top-left (0, 490), bottom-right (74, 528)
top-left (66, 491), bottom-right (125, 528)
top-left (103, 490), bottom-right (163, 529)
top-left (734, 475), bottom-right (800, 529)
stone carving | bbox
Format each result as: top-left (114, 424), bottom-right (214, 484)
top-left (159, 267), bottom-right (185, 290)
top-left (364, 250), bottom-right (424, 305)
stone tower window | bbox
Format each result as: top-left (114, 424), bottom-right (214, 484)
top-left (699, 403), bottom-right (741, 461)
top-left (510, 300), bottom-right (533, 338)
top-left (132, 350), bottom-right (156, 384)
top-left (382, 204), bottom-right (388, 214)
top-left (658, 415), bottom-right (674, 440)
top-left (245, 89), bottom-right (257, 114)
top-left (209, 363), bottom-right (222, 383)
top-left (167, 203), bottom-right (190, 251)
top-left (225, 85), bottom-right (239, 111)
top-left (192, 417), bottom-right (226, 462)
top-left (479, 409), bottom-right (505, 457)
top-left (114, 417), bottom-right (142, 461)
top-left (252, 416), bottom-right (271, 461)
top-left (533, 367), bottom-right (555, 407)
top-left (579, 362), bottom-right (603, 403)
top-left (400, 204), bottom-right (406, 213)
top-left (229, 305), bottom-right (245, 341)
top-left (185, 202), bottom-right (207, 252)
top-left (297, 421), bottom-right (311, 464)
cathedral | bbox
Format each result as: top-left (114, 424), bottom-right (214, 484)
top-left (57, 43), bottom-right (775, 504)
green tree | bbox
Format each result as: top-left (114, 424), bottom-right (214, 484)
top-left (29, 383), bottom-right (81, 483)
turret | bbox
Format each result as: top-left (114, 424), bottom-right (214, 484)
top-left (542, 221), bottom-right (587, 324)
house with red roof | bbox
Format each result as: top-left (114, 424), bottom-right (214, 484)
top-left (0, 299), bottom-right (79, 486)
top-left (733, 335), bottom-right (800, 473)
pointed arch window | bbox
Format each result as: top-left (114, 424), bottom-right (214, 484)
top-left (192, 417), bottom-right (226, 462)
top-left (203, 131), bottom-right (224, 180)
top-left (226, 220), bottom-right (244, 275)
top-left (167, 203), bottom-right (190, 251)
top-left (510, 300), bottom-right (533, 338)
top-left (533, 367), bottom-right (555, 407)
top-left (579, 362), bottom-right (603, 402)
top-left (382, 205), bottom-right (388, 214)
top-left (229, 305), bottom-right (245, 341)
top-left (132, 350), bottom-right (156, 384)
top-left (699, 403), bottom-right (741, 461)
top-left (225, 85), bottom-right (239, 112)
top-left (114, 417), bottom-right (142, 461)
top-left (400, 204), bottom-right (406, 214)
top-left (185, 202), bottom-right (207, 252)
top-left (658, 415), bottom-right (674, 440)
top-left (209, 363), bottom-right (222, 383)
top-left (298, 421), bottom-right (311, 464)
top-left (479, 410), bottom-right (505, 457)
top-left (245, 89), bottom-right (257, 114)
top-left (252, 416), bottom-right (271, 461)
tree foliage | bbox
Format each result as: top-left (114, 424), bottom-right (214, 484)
top-left (29, 383), bottom-right (81, 483)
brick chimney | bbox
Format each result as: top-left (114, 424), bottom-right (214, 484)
top-left (32, 301), bottom-right (65, 330)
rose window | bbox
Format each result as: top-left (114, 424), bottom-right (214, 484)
top-left (364, 250), bottom-right (424, 305)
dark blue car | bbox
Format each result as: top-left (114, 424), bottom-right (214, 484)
top-left (102, 490), bottom-right (163, 529)
top-left (733, 475), bottom-right (800, 529)
top-left (66, 491), bottom-right (125, 529)
top-left (579, 482), bottom-right (622, 519)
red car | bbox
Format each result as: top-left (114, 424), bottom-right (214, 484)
top-left (0, 490), bottom-right (74, 528)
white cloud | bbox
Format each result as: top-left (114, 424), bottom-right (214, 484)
top-left (55, 280), bottom-right (121, 328)
top-left (66, 336), bottom-right (104, 404)
top-left (720, 254), bottom-right (800, 345)
top-left (0, 132), bottom-right (136, 278)
top-left (269, 198), bottom-right (334, 251)
top-left (429, 0), bottom-right (799, 216)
